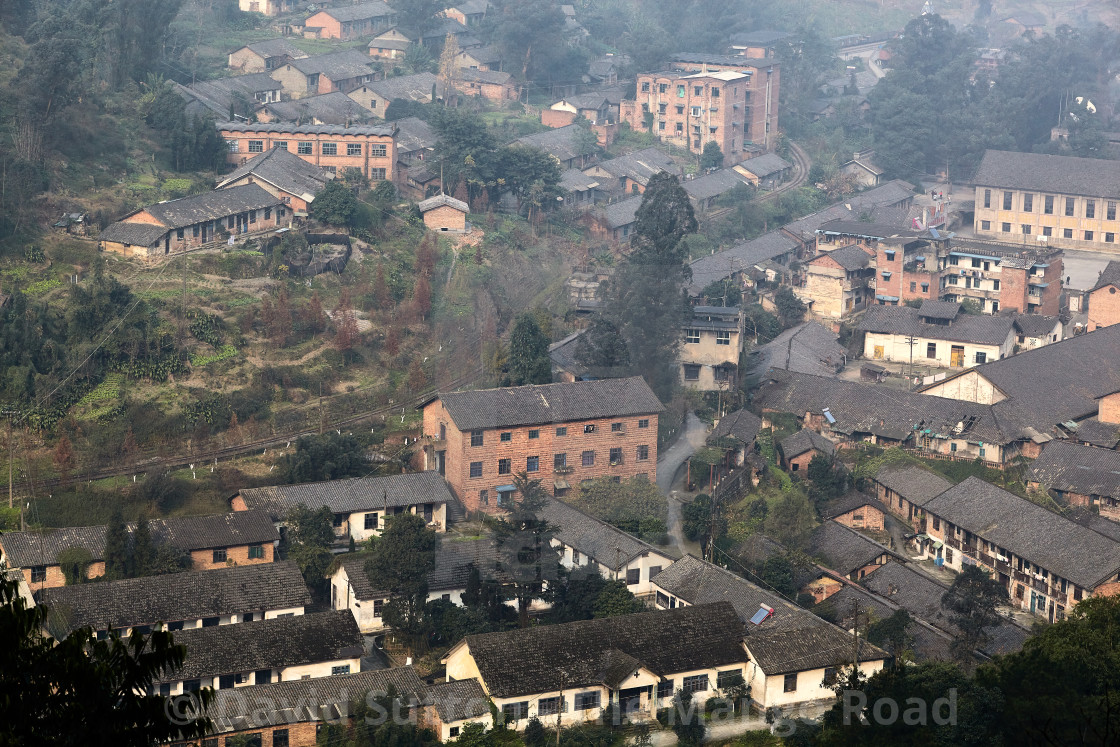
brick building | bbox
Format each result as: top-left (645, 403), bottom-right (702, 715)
top-left (419, 377), bottom-right (663, 513)
top-left (1089, 260), bottom-right (1120, 330)
top-left (1028, 440), bottom-right (1120, 520)
top-left (973, 149), bottom-right (1120, 252)
top-left (419, 193), bottom-right (469, 232)
top-left (872, 464), bottom-right (953, 531)
top-left (215, 146), bottom-right (335, 215)
top-left (228, 38), bottom-right (308, 73)
top-left (270, 51), bottom-right (377, 98)
top-left (303, 1), bottom-right (397, 39)
top-left (821, 492), bottom-right (888, 532)
top-left (0, 511), bottom-right (279, 592)
top-left (778, 428), bottom-right (836, 473)
top-left (219, 122), bottom-right (396, 182)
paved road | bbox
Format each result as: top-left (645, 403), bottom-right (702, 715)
top-left (1063, 248), bottom-right (1118, 290)
top-left (657, 411), bottom-right (708, 557)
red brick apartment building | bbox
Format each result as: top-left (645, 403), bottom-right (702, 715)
top-left (219, 122), bottom-right (396, 183)
top-left (420, 378), bottom-right (663, 514)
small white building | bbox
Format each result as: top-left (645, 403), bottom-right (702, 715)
top-left (860, 300), bottom-right (1016, 368)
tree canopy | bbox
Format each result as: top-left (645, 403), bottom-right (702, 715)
top-left (365, 512), bottom-right (440, 649)
top-left (506, 312), bottom-right (552, 386)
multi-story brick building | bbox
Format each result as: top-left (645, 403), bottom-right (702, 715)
top-left (270, 50), bottom-right (378, 98)
top-left (219, 122), bottom-right (396, 182)
top-left (302, 1), bottom-right (397, 39)
top-left (800, 244), bottom-right (875, 319)
top-left (973, 149), bottom-right (1120, 252)
top-left (1089, 260), bottom-right (1120, 330)
top-left (420, 378), bottom-right (663, 513)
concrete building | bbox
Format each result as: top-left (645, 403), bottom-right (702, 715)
top-left (680, 305), bottom-right (743, 390)
top-left (973, 149), bottom-right (1120, 252)
top-left (801, 244), bottom-right (875, 319)
top-left (859, 301), bottom-right (1017, 368)
top-left (238, 0), bottom-right (296, 16)
top-left (218, 122), bottom-right (396, 183)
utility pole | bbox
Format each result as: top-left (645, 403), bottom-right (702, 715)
top-left (904, 336), bottom-right (918, 390)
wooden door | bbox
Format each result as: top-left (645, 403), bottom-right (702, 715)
top-left (950, 345), bottom-right (964, 367)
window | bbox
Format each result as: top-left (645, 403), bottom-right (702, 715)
top-left (980, 220), bottom-right (991, 231)
top-left (581, 450), bottom-right (595, 467)
top-left (273, 730), bottom-right (289, 747)
top-left (498, 458), bottom-right (511, 475)
top-left (370, 167), bottom-right (387, 181)
top-left (330, 664), bottom-right (351, 676)
top-left (584, 424), bottom-right (597, 433)
top-left (712, 87), bottom-right (720, 97)
top-left (1021, 224), bottom-right (1031, 234)
top-left (30, 566), bottom-right (46, 583)
top-left (910, 281), bottom-right (917, 292)
top-left (478, 489), bottom-right (488, 506)
top-left (641, 82), bottom-right (649, 92)
top-left (1085, 231), bottom-right (1095, 241)
top-left (1064, 228), bottom-right (1074, 239)
top-left (213, 549), bottom-right (227, 563)
top-left (370, 143), bottom-right (387, 157)
top-left (675, 122), bottom-right (683, 133)
top-left (554, 453), bottom-right (567, 470)
top-left (219, 674), bottom-right (236, 690)
top-left (1002, 191), bottom-right (1012, 210)
top-left (677, 85), bottom-right (685, 97)
top-left (193, 225), bottom-right (200, 237)
top-left (690, 106), bottom-right (701, 117)
top-left (626, 568), bottom-right (640, 584)
top-left (717, 670), bottom-right (742, 689)
top-left (332, 514), bottom-right (344, 528)
top-left (638, 419), bottom-right (649, 429)
top-left (715, 330), bottom-right (731, 345)
top-left (1041, 194), bottom-right (1053, 214)
top-left (610, 447), bottom-right (623, 465)
top-left (932, 517), bottom-right (940, 531)
top-left (1109, 201), bottom-right (1117, 220)
top-left (449, 728), bottom-right (460, 739)
top-left (321, 142), bottom-right (337, 156)
top-left (556, 427), bottom-right (567, 436)
top-left (264, 207), bottom-right (271, 221)
top-left (347, 143), bottom-right (362, 156)
top-left (500, 431), bottom-right (512, 442)
top-left (685, 328), bottom-right (701, 344)
top-left (1023, 193), bottom-right (1033, 212)
top-left (950, 442), bottom-right (957, 452)
top-left (1087, 200), bottom-right (1096, 219)
top-left (1107, 233), bottom-right (1115, 243)
top-left (676, 105), bottom-right (684, 114)
top-left (502, 702), bottom-right (529, 723)
top-left (298, 141), bottom-right (313, 155)
top-left (657, 680), bottom-right (675, 699)
top-left (658, 83), bottom-right (667, 93)
top-left (248, 544), bottom-right (264, 559)
top-left (926, 343), bottom-right (937, 358)
top-left (168, 621), bottom-right (184, 631)
top-left (658, 103), bottom-right (666, 114)
top-left (469, 461), bottom-right (483, 478)
top-left (574, 692), bottom-right (601, 711)
top-left (538, 697), bottom-right (566, 716)
top-left (529, 429), bottom-right (539, 439)
top-left (1001, 222), bottom-right (1011, 233)
top-left (203, 616), bottom-right (219, 627)
top-left (471, 429), bottom-right (484, 446)
top-left (974, 351), bottom-right (987, 364)
top-left (249, 210), bottom-right (257, 224)
top-left (255, 669), bottom-right (271, 685)
top-left (246, 140), bottom-right (264, 154)
top-left (637, 445), bottom-right (649, 461)
top-left (526, 456), bottom-right (539, 472)
top-left (611, 422), bottom-right (624, 432)
top-left (783, 673), bottom-right (798, 693)
top-left (949, 255), bottom-right (959, 266)
top-left (1065, 197), bottom-right (1075, 217)
top-left (226, 139), bottom-right (240, 153)
top-left (1042, 226), bottom-right (1052, 237)
top-left (683, 675), bottom-right (708, 694)
top-left (982, 189), bottom-right (991, 208)
top-left (683, 364), bottom-right (701, 381)
top-left (184, 679), bottom-right (202, 693)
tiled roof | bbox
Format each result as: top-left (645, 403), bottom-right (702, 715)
top-left (738, 153), bottom-right (791, 178)
top-left (592, 148), bottom-right (675, 186)
top-left (458, 602), bottom-right (746, 697)
top-left (157, 610), bottom-right (363, 683)
top-left (419, 193), bottom-right (469, 213)
top-left (780, 429), bottom-right (836, 460)
top-left (137, 184), bottom-right (280, 230)
top-left (1011, 313), bottom-right (1060, 339)
top-left (456, 68), bottom-right (511, 85)
top-left (284, 50), bottom-right (376, 81)
top-left (602, 196), bottom-right (641, 228)
top-left (0, 511), bottom-right (278, 568)
top-left (390, 116), bottom-right (437, 155)
top-left (260, 92), bottom-right (367, 125)
top-left (744, 322), bottom-right (846, 380)
top-left (782, 180), bottom-right (915, 239)
top-left (820, 491), bottom-right (889, 521)
top-left (1067, 418), bottom-right (1120, 449)
top-left (337, 537), bottom-right (507, 600)
top-left (41, 561), bottom-right (310, 636)
top-left (461, 44), bottom-right (502, 63)
top-left (858, 305), bottom-right (1016, 346)
top-left (366, 72), bottom-right (439, 103)
top-left (669, 52), bottom-right (752, 68)
top-left (547, 330), bottom-right (589, 378)
top-left (1027, 441), bottom-right (1120, 499)
top-left (808, 521), bottom-right (899, 575)
top-left (236, 471), bottom-right (453, 520)
top-left (918, 300), bottom-right (960, 320)
top-left (756, 370), bottom-right (1016, 445)
top-left (514, 124), bottom-right (589, 163)
top-left (687, 230), bottom-right (799, 292)
top-left (814, 219), bottom-right (928, 241)
top-left (973, 149), bottom-right (1120, 199)
top-left (219, 121), bottom-right (395, 136)
top-left (538, 497), bottom-right (671, 571)
top-left (1092, 260), bottom-right (1120, 291)
top-left (208, 667), bottom-right (427, 733)
top-left (217, 146), bottom-right (334, 200)
top-left (424, 678), bottom-right (491, 722)
top-left (814, 583), bottom-right (954, 663)
top-left (924, 477), bottom-right (1120, 588)
top-left (239, 38), bottom-right (306, 60)
top-left (815, 244), bottom-right (871, 271)
top-left (683, 169), bottom-right (751, 201)
top-left (434, 376), bottom-right (663, 431)
top-left (99, 221), bottom-right (167, 247)
top-left (710, 409), bottom-right (762, 444)
top-left (559, 169), bottom-right (599, 192)
top-left (730, 30), bottom-right (794, 45)
top-left (873, 464), bottom-right (952, 507)
top-left (312, 1), bottom-right (396, 23)
top-left (746, 623), bottom-right (887, 675)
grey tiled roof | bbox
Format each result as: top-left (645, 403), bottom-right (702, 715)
top-left (157, 610), bottom-right (362, 683)
top-left (745, 322), bottom-right (846, 379)
top-left (688, 230), bottom-right (799, 292)
top-left (1093, 260), bottom-right (1120, 291)
top-left (99, 222), bottom-right (167, 247)
top-left (813, 583), bottom-right (954, 663)
top-left (683, 169), bottom-right (751, 201)
top-left (238, 38), bottom-right (306, 60)
top-left (459, 602), bottom-right (747, 697)
top-left (41, 561), bottom-right (310, 635)
top-left (424, 678), bottom-right (491, 722)
top-left (559, 169), bottom-right (599, 192)
top-left (817, 244), bottom-right (871, 271)
top-left (924, 477), bottom-right (1120, 588)
top-left (260, 92), bottom-right (367, 125)
top-left (746, 622), bottom-right (887, 675)
top-left (217, 146), bottom-right (334, 200)
top-left (918, 300), bottom-right (960, 320)
top-left (873, 464), bottom-right (952, 507)
top-left (0, 511), bottom-right (278, 568)
top-left (593, 148), bottom-right (675, 186)
top-left (815, 219), bottom-right (928, 241)
top-left (419, 193), bottom-right (469, 213)
top-left (782, 180), bottom-right (916, 239)
top-left (538, 497), bottom-right (672, 571)
top-left (456, 68), bottom-right (511, 85)
top-left (821, 491), bottom-right (889, 521)
top-left (208, 666), bottom-right (427, 733)
top-left (1011, 313), bottom-right (1061, 339)
top-left (219, 121), bottom-right (395, 136)
top-left (366, 72), bottom-right (439, 103)
top-left (1027, 440), bottom-right (1120, 499)
top-left (514, 124), bottom-right (589, 163)
top-left (547, 331), bottom-right (589, 378)
top-left (738, 153), bottom-right (792, 178)
top-left (337, 537), bottom-right (507, 600)
top-left (730, 30), bottom-right (795, 45)
top-left (435, 376), bottom-right (663, 431)
top-left (710, 409), bottom-right (762, 444)
top-left (1068, 418), bottom-right (1120, 449)
top-left (972, 149), bottom-right (1120, 198)
top-left (133, 184), bottom-right (280, 230)
top-left (780, 429), bottom-right (836, 459)
top-left (390, 116), bottom-right (437, 156)
top-left (858, 305), bottom-right (1016, 346)
top-left (283, 50), bottom-right (376, 80)
top-left (312, 1), bottom-right (396, 23)
top-left (808, 521), bottom-right (899, 575)
top-left (602, 196), bottom-right (641, 228)
top-left (236, 471), bottom-right (453, 520)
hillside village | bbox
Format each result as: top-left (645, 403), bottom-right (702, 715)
top-left (3, 0), bottom-right (1120, 745)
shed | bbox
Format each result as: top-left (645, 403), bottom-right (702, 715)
top-left (418, 193), bottom-right (469, 232)
top-left (860, 363), bottom-right (887, 382)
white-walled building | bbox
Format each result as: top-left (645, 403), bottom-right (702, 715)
top-left (860, 300), bottom-right (1016, 368)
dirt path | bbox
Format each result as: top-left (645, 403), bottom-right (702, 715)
top-left (657, 411), bottom-right (708, 558)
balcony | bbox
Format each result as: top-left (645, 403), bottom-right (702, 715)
top-left (1013, 570), bottom-right (1030, 584)
top-left (946, 537), bottom-right (961, 551)
top-left (978, 552), bottom-right (995, 567)
top-left (1031, 578), bottom-right (1049, 594)
top-left (995, 560), bottom-right (1011, 575)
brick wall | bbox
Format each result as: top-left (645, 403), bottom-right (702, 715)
top-left (202, 720), bottom-right (318, 747)
top-left (1099, 391), bottom-right (1120, 424)
top-left (1090, 284), bottom-right (1120, 331)
top-left (189, 542), bottom-right (274, 571)
top-left (219, 127), bottom-right (396, 184)
top-left (998, 266), bottom-right (1027, 313)
top-left (833, 505), bottom-right (886, 532)
top-left (423, 205), bottom-right (467, 232)
top-left (541, 108), bottom-right (577, 128)
top-left (785, 450), bottom-right (817, 474)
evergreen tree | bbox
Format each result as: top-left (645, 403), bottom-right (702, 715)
top-left (284, 504), bottom-right (335, 597)
top-left (310, 181), bottom-right (359, 227)
top-left (132, 517), bottom-right (155, 577)
top-left (941, 565), bottom-right (1008, 665)
top-left (573, 316), bottom-right (630, 378)
top-left (699, 141), bottom-right (724, 172)
top-left (365, 512), bottom-right (439, 651)
top-left (506, 312), bottom-right (551, 386)
top-left (104, 506), bottom-right (131, 580)
top-left (492, 472), bottom-right (559, 627)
